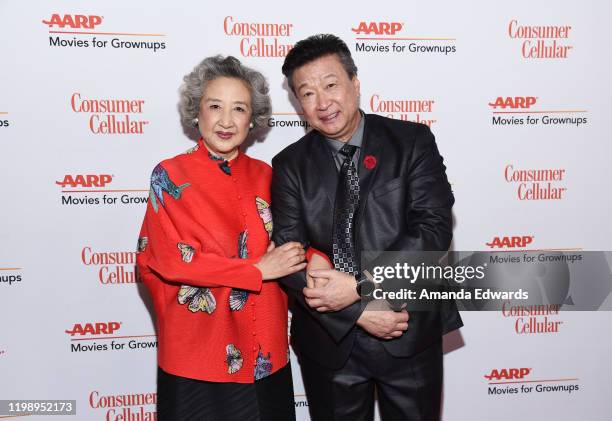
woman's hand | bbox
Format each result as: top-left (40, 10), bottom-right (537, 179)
top-left (255, 241), bottom-right (307, 280)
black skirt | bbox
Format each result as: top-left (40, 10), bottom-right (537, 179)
top-left (157, 364), bottom-right (296, 421)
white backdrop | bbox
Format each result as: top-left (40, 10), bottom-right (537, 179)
top-left (1, 0), bottom-right (612, 420)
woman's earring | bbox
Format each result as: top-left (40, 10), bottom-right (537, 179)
top-left (249, 122), bottom-right (254, 129)
top-left (193, 118), bottom-right (199, 127)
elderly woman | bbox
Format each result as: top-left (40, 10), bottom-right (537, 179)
top-left (136, 56), bottom-right (304, 421)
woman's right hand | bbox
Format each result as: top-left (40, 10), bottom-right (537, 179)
top-left (255, 241), bottom-right (307, 280)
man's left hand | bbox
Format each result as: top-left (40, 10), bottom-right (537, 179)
top-left (303, 269), bottom-right (360, 312)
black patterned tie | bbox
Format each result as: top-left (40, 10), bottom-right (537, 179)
top-left (332, 144), bottom-right (360, 275)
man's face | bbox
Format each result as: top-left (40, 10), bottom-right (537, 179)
top-left (292, 54), bottom-right (361, 141)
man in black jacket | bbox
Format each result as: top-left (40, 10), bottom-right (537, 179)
top-left (272, 34), bottom-right (462, 421)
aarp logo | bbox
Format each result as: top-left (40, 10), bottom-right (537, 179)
top-left (488, 96), bottom-right (537, 110)
top-left (351, 22), bottom-right (403, 35)
top-left (484, 368), bottom-right (531, 381)
top-left (486, 236), bottom-right (534, 249)
top-left (56, 174), bottom-right (113, 188)
top-left (65, 322), bottom-right (122, 336)
top-left (42, 14), bottom-right (103, 29)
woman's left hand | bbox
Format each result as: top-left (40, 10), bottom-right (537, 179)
top-left (255, 241), bottom-right (306, 280)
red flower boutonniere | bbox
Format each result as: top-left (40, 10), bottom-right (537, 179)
top-left (363, 155), bottom-right (377, 170)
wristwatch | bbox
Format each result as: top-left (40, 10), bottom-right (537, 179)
top-left (355, 273), bottom-right (376, 297)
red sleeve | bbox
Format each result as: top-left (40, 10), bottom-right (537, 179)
top-left (136, 176), bottom-right (262, 293)
top-left (306, 247), bottom-right (333, 266)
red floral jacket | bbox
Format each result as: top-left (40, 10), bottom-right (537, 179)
top-left (136, 139), bottom-right (288, 383)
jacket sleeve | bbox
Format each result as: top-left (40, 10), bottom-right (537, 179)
top-left (363, 125), bottom-right (459, 323)
top-left (136, 166), bottom-right (262, 292)
top-left (391, 124), bottom-right (454, 251)
top-left (365, 125), bottom-right (454, 267)
top-left (271, 155), bottom-right (363, 343)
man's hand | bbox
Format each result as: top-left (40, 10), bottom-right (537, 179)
top-left (303, 269), bottom-right (360, 312)
top-left (356, 300), bottom-right (409, 339)
top-left (306, 252), bottom-right (332, 288)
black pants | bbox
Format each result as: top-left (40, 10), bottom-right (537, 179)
top-left (157, 364), bottom-right (296, 421)
top-left (299, 331), bottom-right (443, 421)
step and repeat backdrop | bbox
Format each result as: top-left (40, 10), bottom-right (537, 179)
top-left (1, 0), bottom-right (611, 420)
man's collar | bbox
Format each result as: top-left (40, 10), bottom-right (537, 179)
top-left (325, 111), bottom-right (365, 154)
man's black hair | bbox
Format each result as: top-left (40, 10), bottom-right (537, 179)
top-left (282, 34), bottom-right (358, 92)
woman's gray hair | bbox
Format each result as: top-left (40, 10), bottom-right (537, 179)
top-left (179, 55), bottom-right (271, 129)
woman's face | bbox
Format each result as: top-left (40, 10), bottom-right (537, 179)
top-left (198, 76), bottom-right (253, 160)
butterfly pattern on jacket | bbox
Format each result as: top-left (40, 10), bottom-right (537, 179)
top-left (254, 347), bottom-right (273, 380)
top-left (177, 285), bottom-right (216, 314)
top-left (226, 344), bottom-right (243, 374)
top-left (230, 231), bottom-right (249, 311)
top-left (137, 237), bottom-right (148, 253)
top-left (183, 143), bottom-right (200, 154)
top-left (176, 243), bottom-right (195, 263)
top-left (149, 164), bottom-right (190, 213)
top-left (177, 242), bottom-right (195, 263)
top-left (256, 197), bottom-right (273, 239)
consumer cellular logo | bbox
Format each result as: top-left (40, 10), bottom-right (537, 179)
top-left (89, 390), bottom-right (157, 420)
top-left (223, 16), bottom-right (295, 57)
top-left (508, 20), bottom-right (573, 59)
top-left (70, 93), bottom-right (149, 135)
top-left (501, 302), bottom-right (563, 334)
top-left (81, 247), bottom-right (139, 285)
top-left (504, 165), bottom-right (567, 200)
top-left (370, 94), bottom-right (437, 127)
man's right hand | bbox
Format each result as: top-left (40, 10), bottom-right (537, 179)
top-left (306, 252), bottom-right (332, 288)
top-left (356, 301), bottom-right (409, 340)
